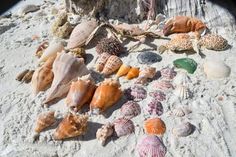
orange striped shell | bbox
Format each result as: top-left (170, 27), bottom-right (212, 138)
top-left (144, 118), bottom-right (166, 136)
top-left (101, 55), bottom-right (123, 76)
top-left (126, 67), bottom-right (140, 80)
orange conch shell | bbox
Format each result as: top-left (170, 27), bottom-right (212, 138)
top-left (44, 52), bottom-right (90, 104)
top-left (126, 67), bottom-right (140, 80)
top-left (116, 64), bottom-right (131, 78)
top-left (66, 74), bottom-right (96, 112)
top-left (101, 55), bottom-right (122, 76)
top-left (90, 79), bottom-right (122, 114)
top-left (53, 113), bottom-right (88, 140)
top-left (31, 56), bottom-right (55, 95)
top-left (144, 118), bottom-right (166, 136)
top-left (34, 111), bottom-right (56, 133)
top-left (96, 53), bottom-right (111, 72)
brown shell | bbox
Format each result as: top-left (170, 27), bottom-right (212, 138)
top-left (35, 111), bottom-right (56, 133)
top-left (139, 67), bottom-right (156, 79)
top-left (35, 41), bottom-right (49, 58)
top-left (53, 113), bottom-right (88, 140)
top-left (144, 118), bottom-right (166, 136)
top-left (126, 67), bottom-right (140, 80)
top-left (96, 37), bottom-right (123, 55)
top-left (101, 55), bottom-right (123, 76)
top-left (116, 64), bottom-right (131, 78)
top-left (96, 53), bottom-right (111, 72)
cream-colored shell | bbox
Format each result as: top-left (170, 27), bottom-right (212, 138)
top-left (173, 71), bottom-right (191, 86)
top-left (173, 85), bottom-right (190, 100)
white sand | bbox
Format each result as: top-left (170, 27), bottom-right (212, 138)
top-left (0, 0), bottom-right (236, 157)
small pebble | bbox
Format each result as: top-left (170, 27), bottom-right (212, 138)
top-left (137, 52), bottom-right (162, 64)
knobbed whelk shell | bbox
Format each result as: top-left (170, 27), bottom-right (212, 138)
top-left (90, 79), bottom-right (122, 114)
top-left (102, 55), bottom-right (123, 76)
top-left (172, 122), bottom-right (194, 137)
top-left (113, 117), bottom-right (135, 137)
top-left (144, 118), bottom-right (166, 136)
top-left (34, 111), bottom-right (56, 133)
top-left (96, 123), bottom-right (114, 146)
top-left (44, 52), bottom-right (89, 104)
top-left (173, 85), bottom-right (190, 99)
top-left (53, 113), bottom-right (88, 140)
top-left (120, 101), bottom-right (141, 119)
top-left (173, 71), bottom-right (191, 86)
top-left (66, 74), bottom-right (96, 112)
top-left (203, 60), bottom-right (231, 79)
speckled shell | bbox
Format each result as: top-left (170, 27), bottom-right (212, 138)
top-left (120, 101), bottom-right (141, 119)
top-left (170, 107), bottom-right (192, 117)
top-left (160, 67), bottom-right (177, 80)
top-left (96, 53), bottom-right (111, 72)
top-left (35, 111), bottom-right (56, 133)
top-left (102, 55), bottom-right (123, 75)
top-left (154, 80), bottom-right (173, 91)
top-left (173, 85), bottom-right (190, 99)
top-left (136, 135), bottom-right (167, 157)
top-left (145, 100), bottom-right (163, 116)
top-left (139, 67), bottom-right (156, 78)
top-left (126, 67), bottom-right (140, 80)
top-left (113, 117), bottom-right (135, 137)
top-left (172, 122), bottom-right (194, 137)
top-left (116, 64), bottom-right (131, 77)
top-left (96, 123), bottom-right (114, 146)
top-left (124, 86), bottom-right (147, 101)
top-left (173, 71), bottom-right (191, 86)
top-left (144, 118), bottom-right (166, 136)
top-left (149, 90), bottom-right (166, 101)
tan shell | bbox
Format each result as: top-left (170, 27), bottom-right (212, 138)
top-left (173, 85), bottom-right (190, 99)
top-left (101, 55), bottom-right (123, 76)
top-left (96, 53), bottom-right (111, 72)
top-left (96, 123), bottom-right (114, 146)
top-left (173, 71), bottom-right (191, 86)
top-left (35, 111), bottom-right (56, 133)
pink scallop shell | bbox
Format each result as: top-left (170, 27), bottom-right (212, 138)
top-left (149, 90), bottom-right (166, 101)
top-left (145, 100), bottom-right (163, 116)
top-left (113, 117), bottom-right (135, 137)
top-left (160, 67), bottom-right (177, 80)
top-left (154, 80), bottom-right (173, 91)
top-left (124, 86), bottom-right (147, 102)
top-left (120, 101), bottom-right (141, 119)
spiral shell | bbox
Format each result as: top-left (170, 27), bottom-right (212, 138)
top-left (172, 122), bottom-right (194, 137)
top-left (124, 86), bottom-right (147, 101)
top-left (96, 53), bottom-right (111, 72)
top-left (120, 101), bottom-right (141, 119)
top-left (102, 55), bottom-right (123, 75)
top-left (34, 111), bottom-right (56, 133)
top-left (145, 100), bottom-right (163, 116)
top-left (173, 85), bottom-right (190, 99)
top-left (144, 118), bottom-right (166, 136)
top-left (160, 67), bottom-right (177, 79)
top-left (113, 117), bottom-right (135, 137)
top-left (149, 90), bottom-right (166, 101)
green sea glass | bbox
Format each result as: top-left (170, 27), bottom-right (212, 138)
top-left (173, 58), bottom-right (197, 74)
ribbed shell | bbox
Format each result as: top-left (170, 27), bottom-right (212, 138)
top-left (173, 71), bottom-right (191, 86)
top-left (171, 107), bottom-right (192, 117)
top-left (160, 67), bottom-right (177, 80)
top-left (154, 80), bottom-right (173, 91)
top-left (96, 37), bottom-right (123, 55)
top-left (173, 85), bottom-right (190, 99)
top-left (120, 101), bottom-right (141, 119)
top-left (96, 53), bottom-right (111, 72)
top-left (124, 86), bottom-right (147, 102)
top-left (172, 122), bottom-right (194, 137)
top-left (113, 117), bottom-right (135, 137)
top-left (144, 118), bottom-right (166, 136)
top-left (149, 90), bottom-right (166, 101)
top-left (145, 100), bottom-right (163, 116)
top-left (102, 55), bottom-right (123, 75)
top-left (35, 111), bottom-right (56, 133)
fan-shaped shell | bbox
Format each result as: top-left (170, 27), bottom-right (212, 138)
top-left (96, 123), bottom-right (114, 146)
top-left (116, 64), bottom-right (131, 77)
top-left (144, 118), bottom-right (166, 136)
top-left (173, 85), bottom-right (190, 99)
top-left (172, 122), bottom-right (194, 137)
top-left (154, 80), bottom-right (173, 91)
top-left (160, 67), bottom-right (177, 79)
top-left (203, 60), bottom-right (231, 79)
top-left (145, 100), bottom-right (163, 116)
top-left (173, 71), bottom-right (191, 86)
top-left (124, 86), bottom-right (147, 101)
top-left (136, 135), bottom-right (167, 157)
top-left (126, 67), bottom-right (140, 80)
top-left (35, 111), bottom-right (56, 133)
top-left (171, 107), bottom-right (192, 117)
top-left (96, 53), bottom-right (111, 72)
top-left (120, 101), bottom-right (141, 119)
top-left (102, 55), bottom-right (123, 75)
top-left (149, 90), bottom-right (166, 101)
top-left (113, 117), bottom-right (134, 137)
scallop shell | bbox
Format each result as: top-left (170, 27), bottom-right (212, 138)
top-left (144, 118), bottom-right (166, 136)
top-left (120, 101), bottom-right (141, 119)
top-left (173, 85), bottom-right (190, 99)
top-left (102, 55), bottom-right (123, 75)
top-left (149, 90), bottom-right (166, 101)
top-left (34, 111), bottom-right (56, 133)
top-left (96, 53), bottom-right (111, 72)
top-left (96, 123), bottom-right (114, 146)
top-left (160, 67), bottom-right (177, 79)
top-left (124, 86), bottom-right (147, 101)
top-left (154, 80), bottom-right (173, 91)
top-left (116, 64), bottom-right (131, 78)
top-left (136, 135), bottom-right (167, 157)
top-left (113, 117), bottom-right (134, 137)
top-left (173, 71), bottom-right (191, 86)
top-left (145, 100), bottom-right (163, 116)
top-left (126, 67), bottom-right (140, 80)
top-left (171, 107), bottom-right (192, 117)
top-left (172, 122), bottom-right (194, 137)
top-left (203, 60), bottom-right (231, 79)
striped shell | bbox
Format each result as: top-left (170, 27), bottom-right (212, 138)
top-left (102, 55), bottom-right (123, 75)
top-left (124, 86), bottom-right (147, 101)
top-left (173, 71), bottom-right (191, 86)
top-left (160, 67), bottom-right (177, 79)
top-left (145, 100), bottom-right (163, 116)
top-left (171, 107), bottom-right (192, 117)
top-left (154, 80), bottom-right (173, 91)
top-left (96, 53), bottom-right (111, 72)
top-left (173, 85), bottom-right (190, 99)
top-left (113, 118), bottom-right (135, 137)
top-left (172, 122), bottom-right (194, 137)
top-left (144, 118), bottom-right (166, 136)
top-left (136, 135), bottom-right (167, 157)
top-left (120, 101), bottom-right (141, 119)
top-left (149, 90), bottom-right (166, 101)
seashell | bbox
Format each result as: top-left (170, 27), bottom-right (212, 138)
top-left (120, 101), bottom-right (141, 119)
top-left (136, 135), bottom-right (167, 157)
top-left (160, 67), bottom-right (177, 79)
top-left (149, 90), bottom-right (166, 101)
top-left (96, 123), bottom-right (114, 146)
top-left (69, 47), bottom-right (86, 59)
top-left (171, 107), bottom-right (192, 117)
top-left (16, 69), bottom-right (29, 81)
top-left (154, 80), bottom-right (173, 91)
top-left (113, 117), bottom-right (134, 137)
top-left (173, 71), bottom-right (191, 86)
top-left (35, 41), bottom-right (49, 58)
top-left (145, 100), bottom-right (163, 116)
top-left (137, 52), bottom-right (162, 64)
top-left (96, 37), bottom-right (124, 55)
top-left (53, 113), bottom-right (88, 140)
top-left (39, 40), bottom-right (64, 63)
top-left (172, 122), bottom-right (194, 137)
top-left (16, 69), bottom-right (35, 83)
top-left (173, 85), bottom-right (190, 100)
top-left (96, 53), bottom-right (111, 72)
top-left (126, 67), bottom-right (140, 80)
top-left (101, 55), bottom-right (123, 75)
top-left (34, 111), bottom-right (56, 133)
top-left (173, 58), bottom-right (197, 74)
top-left (18, 4), bottom-right (39, 16)
top-left (31, 56), bottom-right (55, 95)
top-left (124, 86), bottom-right (147, 101)
top-left (116, 64), bottom-right (131, 78)
top-left (44, 52), bottom-right (90, 104)
top-left (90, 79), bottom-right (122, 114)
top-left (203, 60), bottom-right (231, 79)
top-left (139, 67), bottom-right (156, 79)
top-left (144, 118), bottom-right (166, 136)
top-left (66, 74), bottom-right (96, 112)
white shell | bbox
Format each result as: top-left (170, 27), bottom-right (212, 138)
top-left (173, 71), bottom-right (191, 86)
top-left (203, 60), bottom-right (231, 79)
top-left (173, 85), bottom-right (190, 100)
top-left (171, 107), bottom-right (191, 117)
top-left (18, 4), bottom-right (39, 16)
top-left (172, 122), bottom-right (194, 137)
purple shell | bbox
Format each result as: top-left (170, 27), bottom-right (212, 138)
top-left (160, 67), bottom-right (177, 80)
top-left (124, 86), bottom-right (147, 101)
top-left (113, 118), bottom-right (135, 137)
top-left (149, 90), bottom-right (166, 101)
top-left (145, 100), bottom-right (163, 116)
top-left (154, 80), bottom-right (173, 91)
top-left (120, 101), bottom-right (141, 119)
top-left (136, 135), bottom-right (167, 157)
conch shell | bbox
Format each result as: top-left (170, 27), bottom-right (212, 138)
top-left (34, 111), bottom-right (56, 133)
top-left (53, 113), bottom-right (88, 140)
top-left (66, 74), bottom-right (96, 112)
top-left (90, 79), bottom-right (122, 114)
top-left (96, 123), bottom-right (114, 146)
top-left (44, 52), bottom-right (90, 104)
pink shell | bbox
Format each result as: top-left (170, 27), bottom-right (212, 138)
top-left (136, 135), bottom-right (167, 157)
top-left (145, 100), bottom-right (163, 116)
top-left (124, 86), bottom-right (147, 102)
top-left (160, 67), bottom-right (177, 80)
top-left (149, 90), bottom-right (166, 101)
top-left (113, 117), bottom-right (135, 137)
top-left (154, 80), bottom-right (173, 91)
top-left (120, 101), bottom-right (141, 119)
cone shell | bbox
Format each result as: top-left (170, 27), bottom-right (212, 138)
top-left (113, 117), bottom-right (134, 137)
top-left (101, 55), bottom-right (123, 75)
top-left (126, 67), bottom-right (140, 80)
top-left (90, 79), bottom-right (122, 113)
top-left (53, 113), bottom-right (88, 140)
top-left (96, 53), bottom-right (111, 72)
top-left (96, 123), bottom-right (114, 146)
top-left (172, 122), bottom-right (194, 137)
top-left (120, 101), bottom-right (141, 119)
top-left (34, 111), bottom-right (56, 133)
top-left (173, 85), bottom-right (190, 99)
top-left (66, 74), bottom-right (96, 112)
top-left (144, 118), bottom-right (166, 136)
top-left (124, 86), bottom-right (147, 101)
top-left (116, 64), bottom-right (131, 77)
